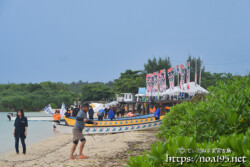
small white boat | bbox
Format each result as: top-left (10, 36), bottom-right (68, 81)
top-left (7, 113), bottom-right (63, 121)
top-left (57, 120), bottom-right (162, 134)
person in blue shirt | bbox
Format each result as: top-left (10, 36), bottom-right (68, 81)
top-left (108, 109), bottom-right (115, 121)
top-left (64, 110), bottom-right (71, 118)
top-left (97, 108), bottom-right (105, 121)
top-left (154, 106), bottom-right (161, 120)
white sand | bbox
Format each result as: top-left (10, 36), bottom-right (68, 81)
top-left (0, 129), bottom-right (158, 167)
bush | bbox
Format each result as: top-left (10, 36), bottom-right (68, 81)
top-left (127, 76), bottom-right (250, 166)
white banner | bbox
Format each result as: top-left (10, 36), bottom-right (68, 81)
top-left (60, 103), bottom-right (66, 118)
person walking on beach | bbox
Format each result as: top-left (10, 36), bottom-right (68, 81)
top-left (88, 106), bottom-right (94, 121)
top-left (13, 109), bottom-right (28, 154)
top-left (53, 110), bottom-right (61, 132)
top-left (70, 102), bottom-right (98, 160)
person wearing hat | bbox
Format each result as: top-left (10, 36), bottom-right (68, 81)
top-left (70, 102), bottom-right (98, 160)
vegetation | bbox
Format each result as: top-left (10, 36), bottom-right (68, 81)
top-left (0, 56), bottom-right (243, 111)
top-left (126, 76), bottom-right (250, 166)
top-left (81, 82), bottom-right (114, 101)
top-left (113, 70), bottom-right (145, 94)
top-left (0, 82), bottom-right (77, 111)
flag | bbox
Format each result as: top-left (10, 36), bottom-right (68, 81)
top-left (199, 69), bottom-right (202, 86)
top-left (43, 104), bottom-right (53, 115)
top-left (153, 72), bottom-right (159, 93)
top-left (167, 68), bottom-right (171, 90)
top-left (168, 68), bottom-right (175, 90)
top-left (195, 58), bottom-right (197, 86)
top-left (60, 103), bottom-right (66, 118)
top-left (146, 74), bottom-right (151, 93)
top-left (171, 68), bottom-right (175, 90)
top-left (180, 64), bottom-right (185, 90)
top-left (158, 69), bottom-right (166, 93)
top-left (176, 65), bottom-right (179, 86)
top-left (186, 62), bottom-right (190, 89)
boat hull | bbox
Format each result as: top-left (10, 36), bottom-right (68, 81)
top-left (64, 115), bottom-right (164, 127)
top-left (57, 120), bottom-right (162, 134)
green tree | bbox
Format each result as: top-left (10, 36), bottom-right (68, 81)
top-left (144, 57), bottom-right (171, 74)
top-left (81, 83), bottom-right (114, 101)
top-left (114, 70), bottom-right (145, 94)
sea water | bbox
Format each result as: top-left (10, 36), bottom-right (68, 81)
top-left (0, 112), bottom-right (54, 154)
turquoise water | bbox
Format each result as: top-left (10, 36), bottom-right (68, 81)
top-left (0, 112), bottom-right (54, 154)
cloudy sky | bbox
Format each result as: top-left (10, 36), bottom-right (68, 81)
top-left (0, 0), bottom-right (249, 83)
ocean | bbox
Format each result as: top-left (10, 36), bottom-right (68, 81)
top-left (0, 112), bottom-right (54, 154)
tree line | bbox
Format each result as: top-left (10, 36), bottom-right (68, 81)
top-left (0, 56), bottom-right (237, 111)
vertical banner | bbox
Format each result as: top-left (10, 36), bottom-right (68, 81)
top-left (195, 58), bottom-right (197, 86)
top-left (186, 62), bottom-right (190, 89)
top-left (171, 68), bottom-right (175, 90)
top-left (150, 74), bottom-right (154, 95)
top-left (167, 69), bottom-right (171, 90)
top-left (180, 64), bottom-right (185, 90)
top-left (153, 72), bottom-right (159, 93)
top-left (199, 69), bottom-right (202, 86)
top-left (158, 69), bottom-right (166, 93)
top-left (176, 65), bottom-right (179, 86)
top-left (168, 68), bottom-right (175, 90)
top-left (146, 74), bottom-right (151, 93)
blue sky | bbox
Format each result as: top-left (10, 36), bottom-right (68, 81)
top-left (0, 0), bottom-right (249, 83)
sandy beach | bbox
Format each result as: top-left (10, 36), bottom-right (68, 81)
top-left (0, 128), bottom-right (158, 167)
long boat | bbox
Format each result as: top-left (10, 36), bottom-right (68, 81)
top-left (57, 120), bottom-right (162, 134)
top-left (64, 115), bottom-right (164, 127)
top-left (7, 113), bottom-right (64, 121)
top-left (95, 114), bottom-right (155, 120)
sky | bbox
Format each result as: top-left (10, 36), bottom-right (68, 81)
top-left (0, 0), bottom-right (249, 84)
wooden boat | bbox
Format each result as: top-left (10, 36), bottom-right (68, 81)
top-left (57, 120), bottom-right (162, 134)
top-left (64, 115), bottom-right (164, 127)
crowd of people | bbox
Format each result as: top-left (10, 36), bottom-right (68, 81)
top-left (12, 102), bottom-right (169, 159)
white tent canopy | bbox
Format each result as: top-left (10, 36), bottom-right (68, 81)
top-left (165, 82), bottom-right (208, 96)
top-left (90, 101), bottom-right (119, 112)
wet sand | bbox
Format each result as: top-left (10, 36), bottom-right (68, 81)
top-left (0, 128), bottom-right (158, 167)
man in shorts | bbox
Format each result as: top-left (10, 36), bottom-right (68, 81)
top-left (70, 102), bottom-right (98, 160)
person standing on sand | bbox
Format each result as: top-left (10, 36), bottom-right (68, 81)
top-left (52, 110), bottom-right (61, 132)
top-left (13, 109), bottom-right (28, 155)
top-left (104, 106), bottom-right (108, 119)
top-left (88, 106), bottom-right (94, 121)
top-left (108, 108), bottom-right (115, 121)
top-left (70, 102), bottom-right (98, 160)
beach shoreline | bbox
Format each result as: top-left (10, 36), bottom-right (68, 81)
top-left (0, 128), bottom-right (159, 167)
